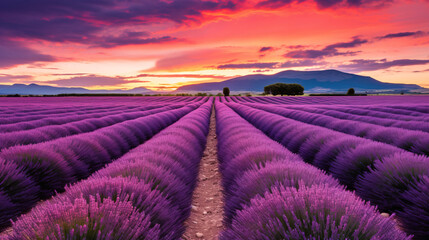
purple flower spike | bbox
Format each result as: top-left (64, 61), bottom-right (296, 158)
top-left (355, 152), bottom-right (429, 213)
top-left (313, 136), bottom-right (366, 172)
top-left (10, 196), bottom-right (160, 240)
top-left (0, 158), bottom-right (40, 210)
top-left (0, 191), bottom-right (16, 231)
top-left (221, 185), bottom-right (410, 240)
top-left (55, 176), bottom-right (184, 239)
top-left (93, 161), bottom-right (192, 214)
top-left (0, 146), bottom-right (75, 199)
top-left (330, 142), bottom-right (400, 189)
top-left (398, 176), bottom-right (429, 239)
top-left (224, 161), bottom-right (341, 225)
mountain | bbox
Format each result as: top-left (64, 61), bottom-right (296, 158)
top-left (0, 84), bottom-right (154, 95)
top-left (176, 70), bottom-right (424, 93)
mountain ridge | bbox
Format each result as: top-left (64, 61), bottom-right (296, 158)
top-left (176, 69), bottom-right (424, 93)
top-left (0, 70), bottom-right (425, 95)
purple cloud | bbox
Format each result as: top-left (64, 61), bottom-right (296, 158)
top-left (0, 0), bottom-right (392, 47)
top-left (377, 31), bottom-right (427, 39)
top-left (338, 59), bottom-right (429, 72)
top-left (413, 68), bottom-right (429, 73)
top-left (284, 38), bottom-right (367, 59)
top-left (95, 35), bottom-right (178, 48)
top-left (218, 62), bottom-right (279, 69)
top-left (257, 0), bottom-right (391, 8)
top-left (0, 0), bottom-right (239, 46)
top-left (0, 40), bottom-right (55, 68)
top-left (217, 59), bottom-right (320, 69)
top-left (259, 47), bottom-right (273, 52)
top-left (46, 75), bottom-right (147, 87)
top-left (135, 73), bottom-right (228, 79)
top-left (0, 74), bottom-right (33, 83)
top-left (279, 59), bottom-right (322, 67)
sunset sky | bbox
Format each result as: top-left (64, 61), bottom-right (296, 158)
top-left (1, 0), bottom-right (429, 91)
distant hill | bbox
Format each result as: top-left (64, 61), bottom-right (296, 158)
top-left (176, 70), bottom-right (424, 93)
top-left (0, 84), bottom-right (154, 95)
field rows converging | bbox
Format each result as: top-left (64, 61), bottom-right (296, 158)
top-left (0, 96), bottom-right (428, 239)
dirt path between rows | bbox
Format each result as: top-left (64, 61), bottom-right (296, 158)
top-left (182, 107), bottom-right (224, 240)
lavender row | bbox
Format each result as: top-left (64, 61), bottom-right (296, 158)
top-left (284, 105), bottom-right (429, 132)
top-left (0, 103), bottom-right (188, 150)
top-left (351, 105), bottom-right (429, 116)
top-left (0, 98), bottom-right (197, 125)
top-left (0, 104), bottom-right (119, 118)
top-left (0, 104), bottom-right (171, 133)
top-left (0, 96), bottom-right (203, 122)
top-left (230, 96), bottom-right (429, 120)
top-left (227, 101), bottom-right (429, 238)
top-left (319, 105), bottom-right (429, 121)
top-left (5, 99), bottom-right (212, 239)
top-left (0, 103), bottom-right (142, 121)
top-left (242, 102), bottom-right (429, 155)
top-left (0, 101), bottom-right (203, 231)
top-left (286, 104), bottom-right (429, 122)
top-left (215, 100), bottom-right (408, 239)
top-left (233, 95), bottom-right (429, 106)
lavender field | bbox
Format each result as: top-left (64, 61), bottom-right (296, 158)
top-left (0, 96), bottom-right (428, 239)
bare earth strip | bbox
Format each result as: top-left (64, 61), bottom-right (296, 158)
top-left (182, 107), bottom-right (224, 240)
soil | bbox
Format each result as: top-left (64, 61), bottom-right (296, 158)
top-left (182, 107), bottom-right (224, 240)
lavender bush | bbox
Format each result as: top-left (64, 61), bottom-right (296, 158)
top-left (221, 185), bottom-right (410, 240)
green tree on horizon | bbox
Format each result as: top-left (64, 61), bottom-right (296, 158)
top-left (264, 83), bottom-right (304, 96)
top-left (223, 87), bottom-right (230, 96)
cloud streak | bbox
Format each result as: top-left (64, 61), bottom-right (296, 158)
top-left (377, 31), bottom-right (427, 39)
top-left (217, 59), bottom-right (320, 69)
top-left (284, 38), bottom-right (367, 59)
top-left (135, 73), bottom-right (229, 79)
top-left (259, 47), bottom-right (274, 52)
top-left (0, 40), bottom-right (55, 68)
top-left (0, 74), bottom-right (33, 83)
top-left (256, 0), bottom-right (391, 9)
top-left (46, 75), bottom-right (147, 87)
top-left (338, 59), bottom-right (429, 72)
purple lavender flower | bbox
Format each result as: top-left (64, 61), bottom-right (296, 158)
top-left (298, 133), bottom-right (338, 163)
top-left (55, 138), bottom-right (110, 172)
top-left (313, 136), bottom-right (366, 172)
top-left (0, 158), bottom-right (40, 210)
top-left (10, 196), bottom-right (160, 240)
top-left (55, 176), bottom-right (183, 238)
top-left (224, 161), bottom-right (340, 225)
top-left (0, 191), bottom-right (16, 231)
top-left (0, 146), bottom-right (75, 199)
top-left (221, 185), bottom-right (410, 240)
top-left (397, 176), bottom-right (429, 239)
top-left (220, 146), bottom-right (301, 194)
top-left (330, 142), bottom-right (401, 189)
top-left (355, 152), bottom-right (429, 213)
top-left (93, 161), bottom-right (192, 215)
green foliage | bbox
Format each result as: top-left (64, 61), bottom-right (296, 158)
top-left (223, 87), bottom-right (230, 96)
top-left (347, 88), bottom-right (355, 95)
top-left (264, 83), bottom-right (304, 96)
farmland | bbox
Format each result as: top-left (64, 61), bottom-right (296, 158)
top-left (0, 96), bottom-right (428, 239)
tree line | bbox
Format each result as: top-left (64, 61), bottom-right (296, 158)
top-left (263, 83), bottom-right (304, 96)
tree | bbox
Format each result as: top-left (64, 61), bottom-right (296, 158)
top-left (347, 88), bottom-right (355, 95)
top-left (223, 87), bottom-right (230, 96)
top-left (264, 83), bottom-right (304, 96)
